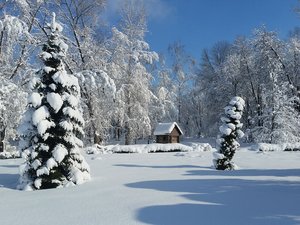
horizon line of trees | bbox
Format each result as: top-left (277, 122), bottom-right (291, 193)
top-left (0, 0), bottom-right (299, 147)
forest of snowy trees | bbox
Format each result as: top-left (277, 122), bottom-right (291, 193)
top-left (0, 0), bottom-right (300, 149)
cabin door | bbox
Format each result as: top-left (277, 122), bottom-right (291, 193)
top-left (171, 136), bottom-right (179, 143)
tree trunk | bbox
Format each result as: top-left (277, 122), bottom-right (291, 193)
top-left (94, 131), bottom-right (102, 145)
top-left (0, 127), bottom-right (6, 152)
top-left (257, 86), bottom-right (263, 127)
top-left (125, 124), bottom-right (133, 145)
top-left (115, 126), bottom-right (121, 141)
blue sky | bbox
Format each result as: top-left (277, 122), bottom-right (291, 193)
top-left (142, 0), bottom-right (300, 59)
top-left (105, 0), bottom-right (300, 59)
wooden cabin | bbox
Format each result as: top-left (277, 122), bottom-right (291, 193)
top-left (154, 122), bottom-right (183, 143)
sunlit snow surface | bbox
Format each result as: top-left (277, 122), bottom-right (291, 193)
top-left (1, 144), bottom-right (300, 225)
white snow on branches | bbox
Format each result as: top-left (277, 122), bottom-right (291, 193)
top-left (230, 96), bottom-right (245, 111)
top-left (52, 144), bottom-right (68, 163)
top-left (50, 12), bottom-right (63, 33)
top-left (47, 92), bottom-right (63, 112)
top-left (43, 66), bottom-right (55, 74)
top-left (40, 52), bottom-right (52, 61)
top-left (59, 120), bottom-right (73, 131)
top-left (64, 135), bottom-right (84, 148)
top-left (63, 107), bottom-right (84, 124)
top-left (34, 178), bottom-right (42, 189)
top-left (0, 14), bottom-right (29, 41)
top-left (213, 152), bottom-right (225, 160)
top-left (32, 106), bottom-right (50, 126)
top-left (39, 143), bottom-right (49, 152)
top-left (219, 124), bottom-right (232, 136)
top-left (237, 129), bottom-right (245, 138)
top-left (36, 166), bottom-right (50, 176)
top-left (46, 158), bottom-right (58, 170)
top-left (28, 93), bottom-right (42, 108)
top-left (28, 77), bottom-right (41, 90)
top-left (37, 120), bottom-right (55, 136)
top-left (65, 95), bottom-right (78, 107)
top-left (52, 71), bottom-right (79, 90)
top-left (32, 159), bottom-right (41, 170)
top-left (49, 83), bottom-right (57, 91)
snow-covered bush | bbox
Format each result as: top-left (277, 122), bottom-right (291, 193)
top-left (18, 13), bottom-right (90, 190)
top-left (0, 150), bottom-right (21, 159)
top-left (85, 142), bottom-right (212, 154)
top-left (284, 143), bottom-right (300, 151)
top-left (214, 96), bottom-right (245, 170)
top-left (86, 144), bottom-right (110, 154)
top-left (191, 143), bottom-right (213, 152)
top-left (112, 143), bottom-right (193, 153)
top-left (252, 142), bottom-right (300, 152)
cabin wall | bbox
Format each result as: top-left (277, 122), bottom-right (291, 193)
top-left (170, 136), bottom-right (179, 143)
top-left (156, 135), bottom-right (170, 144)
top-left (170, 127), bottom-right (181, 136)
top-left (156, 134), bottom-right (180, 144)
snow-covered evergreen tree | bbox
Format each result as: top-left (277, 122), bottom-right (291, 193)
top-left (18, 13), bottom-right (90, 190)
top-left (214, 96), bottom-right (245, 170)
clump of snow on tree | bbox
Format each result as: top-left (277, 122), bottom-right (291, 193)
top-left (213, 96), bottom-right (245, 170)
top-left (47, 93), bottom-right (63, 113)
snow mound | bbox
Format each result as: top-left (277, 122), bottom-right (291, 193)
top-left (0, 150), bottom-right (21, 159)
top-left (191, 143), bottom-right (213, 152)
top-left (284, 143), bottom-right (300, 151)
top-left (86, 143), bottom-right (213, 155)
top-left (253, 142), bottom-right (300, 152)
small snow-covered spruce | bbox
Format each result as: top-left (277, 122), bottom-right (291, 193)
top-left (213, 96), bottom-right (245, 170)
top-left (18, 13), bottom-right (90, 190)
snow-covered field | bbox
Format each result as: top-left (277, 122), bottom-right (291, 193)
top-left (1, 145), bottom-right (300, 225)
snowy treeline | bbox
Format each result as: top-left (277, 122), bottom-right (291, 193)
top-left (0, 0), bottom-right (300, 147)
top-left (194, 30), bottom-right (300, 144)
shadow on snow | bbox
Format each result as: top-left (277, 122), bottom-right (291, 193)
top-left (0, 164), bottom-right (19, 168)
top-left (114, 164), bottom-right (206, 169)
top-left (0, 163), bottom-right (19, 190)
top-left (124, 167), bottom-right (300, 225)
top-left (0, 173), bottom-right (19, 189)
